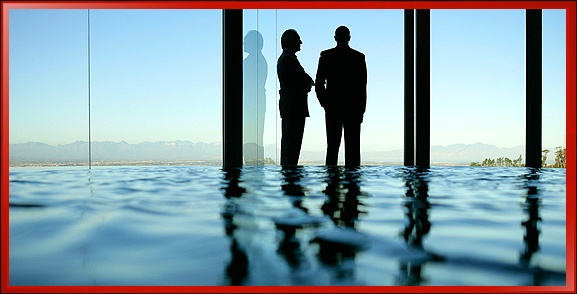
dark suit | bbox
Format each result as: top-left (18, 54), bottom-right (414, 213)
top-left (277, 49), bottom-right (314, 165)
top-left (315, 43), bottom-right (367, 166)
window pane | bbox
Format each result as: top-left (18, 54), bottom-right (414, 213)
top-left (9, 9), bottom-right (90, 165)
top-left (430, 9), bottom-right (566, 165)
top-left (542, 9), bottom-right (566, 166)
top-left (10, 9), bottom-right (223, 166)
top-left (431, 9), bottom-right (526, 164)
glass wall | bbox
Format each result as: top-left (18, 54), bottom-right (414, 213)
top-left (9, 8), bottom-right (565, 167)
top-left (9, 9), bottom-right (223, 166)
top-left (254, 9), bottom-right (565, 166)
top-left (542, 9), bottom-right (567, 166)
top-left (9, 9), bottom-right (90, 165)
top-left (90, 9), bottom-right (222, 165)
top-left (430, 9), bottom-right (526, 163)
top-left (243, 10), bottom-right (279, 165)
top-left (430, 9), bottom-right (566, 165)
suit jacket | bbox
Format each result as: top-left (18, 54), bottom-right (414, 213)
top-left (315, 44), bottom-right (367, 122)
top-left (277, 49), bottom-right (314, 119)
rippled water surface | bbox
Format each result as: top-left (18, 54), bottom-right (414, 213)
top-left (9, 165), bottom-right (566, 286)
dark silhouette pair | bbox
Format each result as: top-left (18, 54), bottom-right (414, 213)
top-left (277, 26), bottom-right (367, 166)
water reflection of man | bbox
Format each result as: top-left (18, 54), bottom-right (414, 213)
top-left (318, 166), bottom-right (366, 282)
top-left (322, 166), bottom-right (365, 228)
top-left (281, 165), bottom-right (307, 212)
top-left (243, 30), bottom-right (268, 165)
top-left (276, 166), bottom-right (307, 268)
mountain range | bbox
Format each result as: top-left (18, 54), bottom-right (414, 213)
top-left (9, 140), bottom-right (527, 164)
top-left (9, 140), bottom-right (222, 162)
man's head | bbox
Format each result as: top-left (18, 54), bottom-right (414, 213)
top-left (244, 30), bottom-right (264, 54)
top-left (281, 29), bottom-right (302, 53)
top-left (334, 25), bottom-right (351, 44)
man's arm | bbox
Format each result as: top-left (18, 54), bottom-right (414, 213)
top-left (315, 53), bottom-right (327, 108)
top-left (360, 55), bottom-right (367, 114)
top-left (282, 55), bottom-right (313, 93)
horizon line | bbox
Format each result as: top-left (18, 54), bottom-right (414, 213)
top-left (10, 140), bottom-right (563, 150)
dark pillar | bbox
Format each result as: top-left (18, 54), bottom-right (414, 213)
top-left (525, 9), bottom-right (542, 168)
top-left (415, 9), bottom-right (430, 168)
top-left (223, 9), bottom-right (243, 167)
top-left (404, 9), bottom-right (415, 166)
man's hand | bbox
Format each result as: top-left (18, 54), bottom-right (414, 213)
top-left (307, 79), bottom-right (314, 93)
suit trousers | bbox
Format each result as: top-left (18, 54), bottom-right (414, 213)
top-left (325, 112), bottom-right (361, 166)
top-left (281, 117), bottom-right (306, 165)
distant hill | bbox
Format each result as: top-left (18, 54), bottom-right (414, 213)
top-left (9, 140), bottom-right (222, 162)
top-left (10, 141), bottom-right (527, 164)
top-left (298, 142), bottom-right (525, 163)
top-left (430, 143), bottom-right (525, 163)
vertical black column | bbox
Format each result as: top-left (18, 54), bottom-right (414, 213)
top-left (525, 9), bottom-right (542, 168)
top-left (404, 9), bottom-right (415, 166)
top-left (416, 9), bottom-right (430, 168)
top-left (223, 9), bottom-right (243, 167)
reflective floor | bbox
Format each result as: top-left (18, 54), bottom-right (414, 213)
top-left (9, 165), bottom-right (566, 286)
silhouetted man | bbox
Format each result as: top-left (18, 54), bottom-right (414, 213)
top-left (277, 29), bottom-right (314, 165)
top-left (315, 26), bottom-right (367, 166)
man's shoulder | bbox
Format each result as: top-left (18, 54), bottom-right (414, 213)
top-left (322, 46), bottom-right (364, 58)
top-left (349, 47), bottom-right (365, 58)
top-left (320, 48), bottom-right (334, 56)
top-left (278, 51), bottom-right (295, 63)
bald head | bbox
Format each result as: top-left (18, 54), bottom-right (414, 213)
top-left (335, 26), bottom-right (351, 43)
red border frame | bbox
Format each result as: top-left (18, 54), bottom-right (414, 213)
top-left (1, 1), bottom-right (575, 293)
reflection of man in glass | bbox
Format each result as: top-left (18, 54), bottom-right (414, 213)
top-left (243, 30), bottom-right (268, 165)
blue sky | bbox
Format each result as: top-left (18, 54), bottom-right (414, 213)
top-left (9, 8), bottom-right (567, 157)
